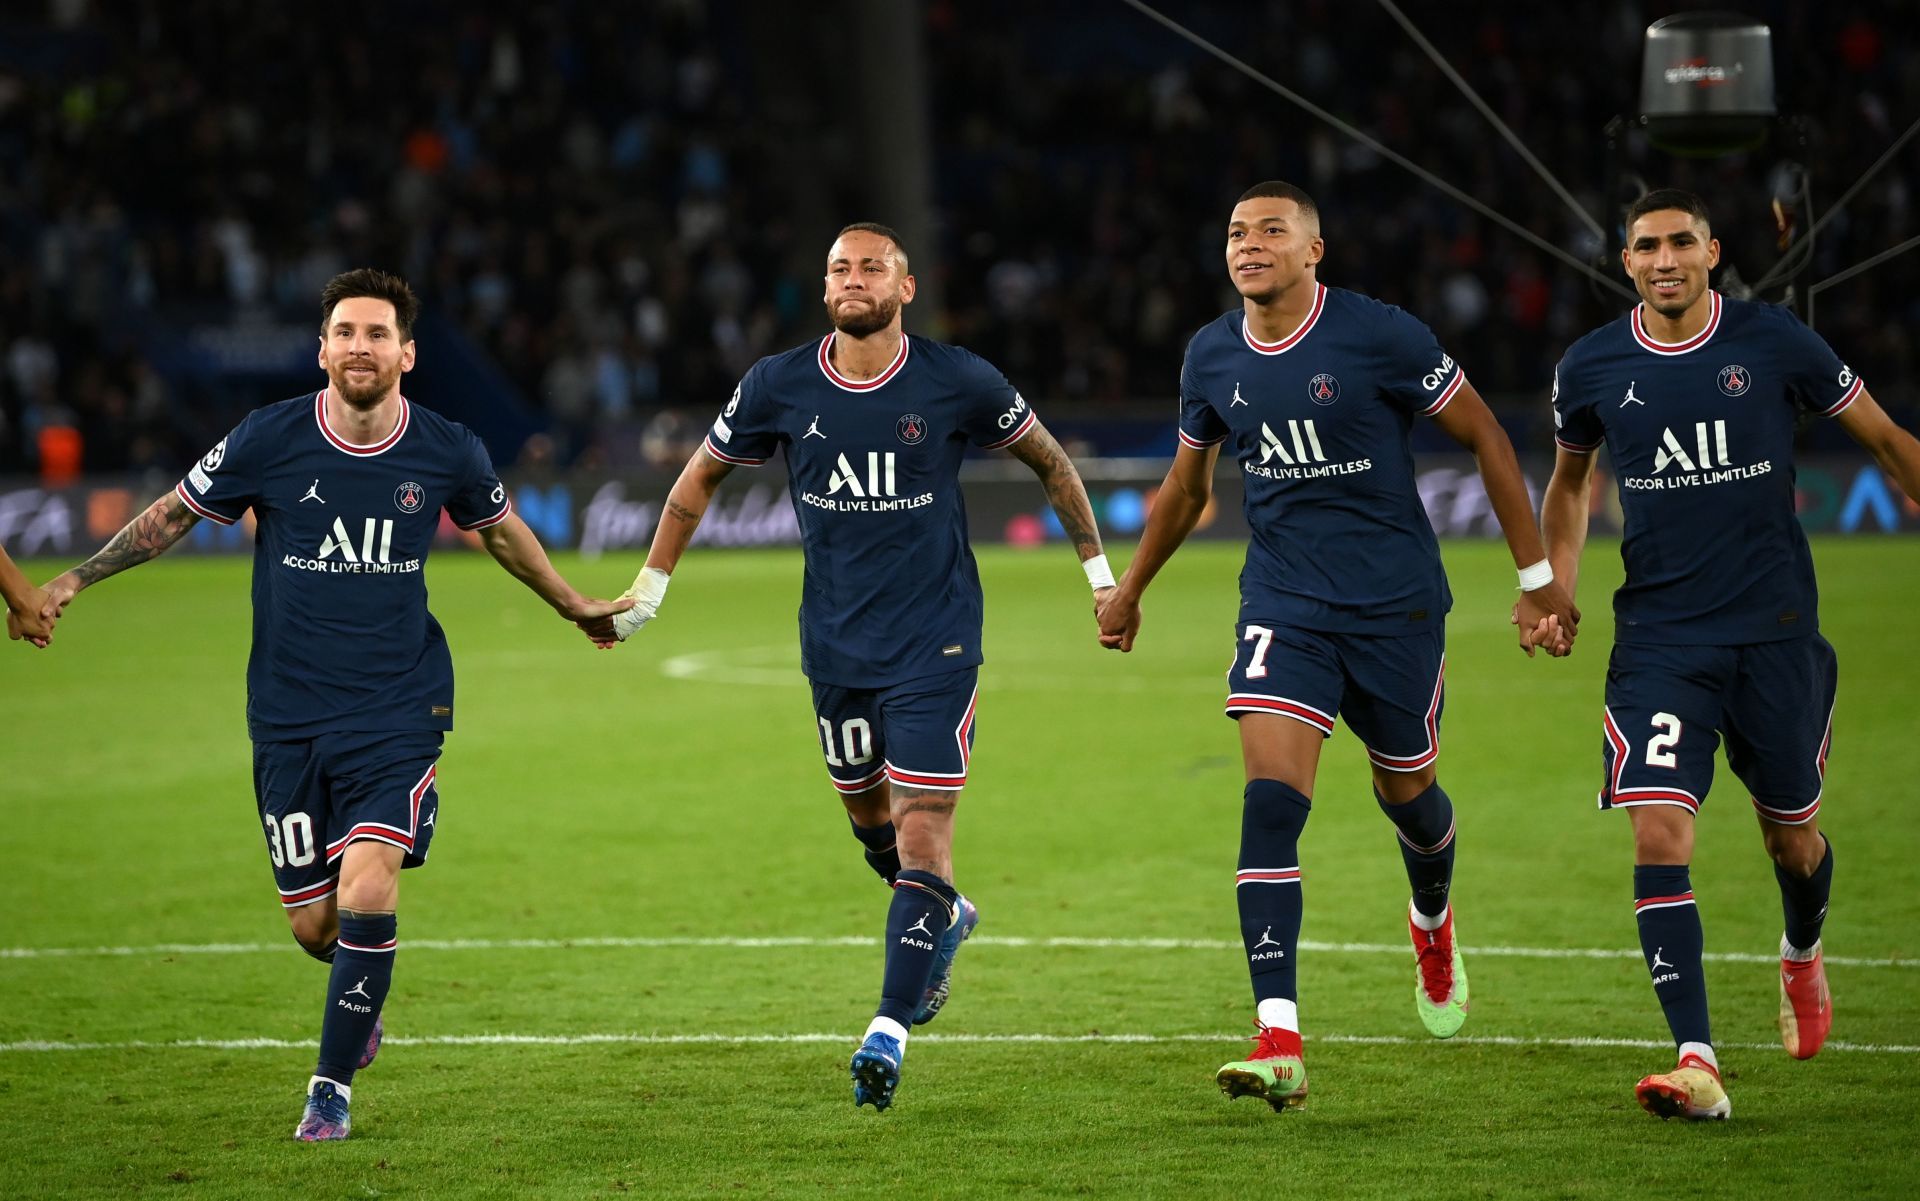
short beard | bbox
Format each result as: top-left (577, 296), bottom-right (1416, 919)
top-left (330, 364), bottom-right (398, 409)
top-left (827, 294), bottom-right (899, 339)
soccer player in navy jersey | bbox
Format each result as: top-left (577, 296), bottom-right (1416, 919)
top-left (610, 223), bottom-right (1111, 1111)
top-left (1534, 188), bottom-right (1920, 1121)
top-left (1097, 181), bottom-right (1579, 1111)
top-left (36, 270), bottom-right (633, 1141)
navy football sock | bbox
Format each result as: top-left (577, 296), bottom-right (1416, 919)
top-left (315, 911), bottom-right (396, 1085)
top-left (876, 870), bottom-right (956, 1029)
top-left (1634, 865), bottom-right (1711, 1051)
top-left (1376, 782), bottom-right (1456, 919)
top-left (1237, 780), bottom-right (1311, 1005)
top-left (1777, 835), bottom-right (1834, 953)
top-left (848, 816), bottom-right (901, 885)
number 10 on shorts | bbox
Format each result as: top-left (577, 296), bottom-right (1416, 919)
top-left (819, 717), bottom-right (875, 767)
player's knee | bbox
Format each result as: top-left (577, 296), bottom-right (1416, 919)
top-left (1759, 817), bottom-right (1823, 874)
top-left (286, 906), bottom-right (338, 960)
top-left (1371, 766), bottom-right (1437, 805)
top-left (1243, 779), bottom-right (1312, 839)
top-left (840, 787), bottom-right (890, 828)
top-left (1629, 806), bottom-right (1694, 864)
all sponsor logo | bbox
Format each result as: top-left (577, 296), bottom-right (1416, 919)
top-left (897, 413), bottom-right (927, 445)
top-left (394, 481), bottom-right (424, 513)
top-left (1259, 420), bottom-right (1328, 466)
top-left (828, 452), bottom-right (897, 498)
top-left (1717, 365), bottom-right (1750, 397)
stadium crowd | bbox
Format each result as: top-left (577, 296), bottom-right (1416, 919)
top-left (1, 0), bottom-right (1914, 476)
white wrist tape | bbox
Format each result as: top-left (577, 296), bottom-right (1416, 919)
top-left (1083, 554), bottom-right (1116, 591)
top-left (612, 566), bottom-right (671, 641)
top-left (1517, 559), bottom-right (1555, 592)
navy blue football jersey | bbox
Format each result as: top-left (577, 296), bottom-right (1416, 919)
top-left (703, 334), bottom-right (1034, 688)
top-left (1553, 292), bottom-right (1861, 646)
top-left (1178, 285), bottom-right (1463, 632)
top-left (174, 390), bottom-right (510, 739)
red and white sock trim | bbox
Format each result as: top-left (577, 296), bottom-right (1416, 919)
top-left (337, 935), bottom-right (397, 954)
top-left (1236, 866), bottom-right (1302, 886)
top-left (1634, 891), bottom-right (1696, 914)
top-left (1396, 817), bottom-right (1456, 856)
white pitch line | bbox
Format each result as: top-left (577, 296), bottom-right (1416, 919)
top-left (1, 934), bottom-right (1911, 969)
top-left (3, 1031), bottom-right (1916, 1055)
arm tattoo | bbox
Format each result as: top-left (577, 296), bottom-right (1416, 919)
top-left (665, 498), bottom-right (701, 523)
top-left (72, 494), bottom-right (201, 586)
top-left (1008, 424), bottom-right (1102, 555)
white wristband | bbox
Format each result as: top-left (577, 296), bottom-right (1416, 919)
top-left (612, 566), bottom-right (671, 641)
top-left (1083, 553), bottom-right (1116, 591)
top-left (1517, 559), bottom-right (1555, 592)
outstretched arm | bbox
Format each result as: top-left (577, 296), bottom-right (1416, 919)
top-left (1004, 420), bottom-right (1114, 609)
top-left (1430, 382), bottom-right (1578, 657)
top-left (476, 511), bottom-right (634, 646)
top-left (1535, 445), bottom-right (1599, 653)
top-left (1096, 441), bottom-right (1218, 652)
top-left (1836, 388), bottom-right (1920, 503)
top-left (38, 491), bottom-right (203, 634)
top-left (3, 544), bottom-right (53, 645)
top-left (610, 446), bottom-right (736, 641)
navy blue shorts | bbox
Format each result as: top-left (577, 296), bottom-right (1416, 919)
top-left (810, 668), bottom-right (978, 794)
top-left (1599, 635), bottom-right (1837, 825)
top-left (252, 730), bottom-right (443, 909)
top-left (1224, 622), bottom-right (1446, 774)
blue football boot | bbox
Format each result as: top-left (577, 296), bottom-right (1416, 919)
top-left (850, 1032), bottom-right (904, 1111)
top-left (293, 1080), bottom-right (351, 1141)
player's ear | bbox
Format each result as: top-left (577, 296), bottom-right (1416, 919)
top-left (400, 339), bottom-right (417, 373)
top-left (1705, 237), bottom-right (1721, 270)
top-left (899, 273), bottom-right (916, 305)
top-left (1305, 235), bottom-right (1325, 268)
top-left (316, 337), bottom-right (327, 370)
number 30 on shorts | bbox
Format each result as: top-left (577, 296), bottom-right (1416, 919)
top-left (264, 812), bottom-right (317, 867)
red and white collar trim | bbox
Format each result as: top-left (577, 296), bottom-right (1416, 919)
top-left (315, 389), bottom-right (410, 457)
top-left (1241, 284), bottom-right (1327, 355)
top-left (818, 333), bottom-right (910, 392)
top-left (1631, 290), bottom-right (1721, 356)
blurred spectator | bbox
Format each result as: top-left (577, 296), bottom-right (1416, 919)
top-left (1, 0), bottom-right (1915, 477)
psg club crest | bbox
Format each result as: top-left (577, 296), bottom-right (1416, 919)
top-left (1717, 365), bottom-right (1750, 396)
top-left (896, 413), bottom-right (928, 445)
top-left (1307, 373), bottom-right (1341, 405)
top-left (394, 481), bottom-right (425, 514)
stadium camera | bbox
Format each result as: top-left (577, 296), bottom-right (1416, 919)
top-left (1634, 11), bottom-right (1776, 156)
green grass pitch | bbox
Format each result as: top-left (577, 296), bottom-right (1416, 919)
top-left (3, 538), bottom-right (1917, 1199)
